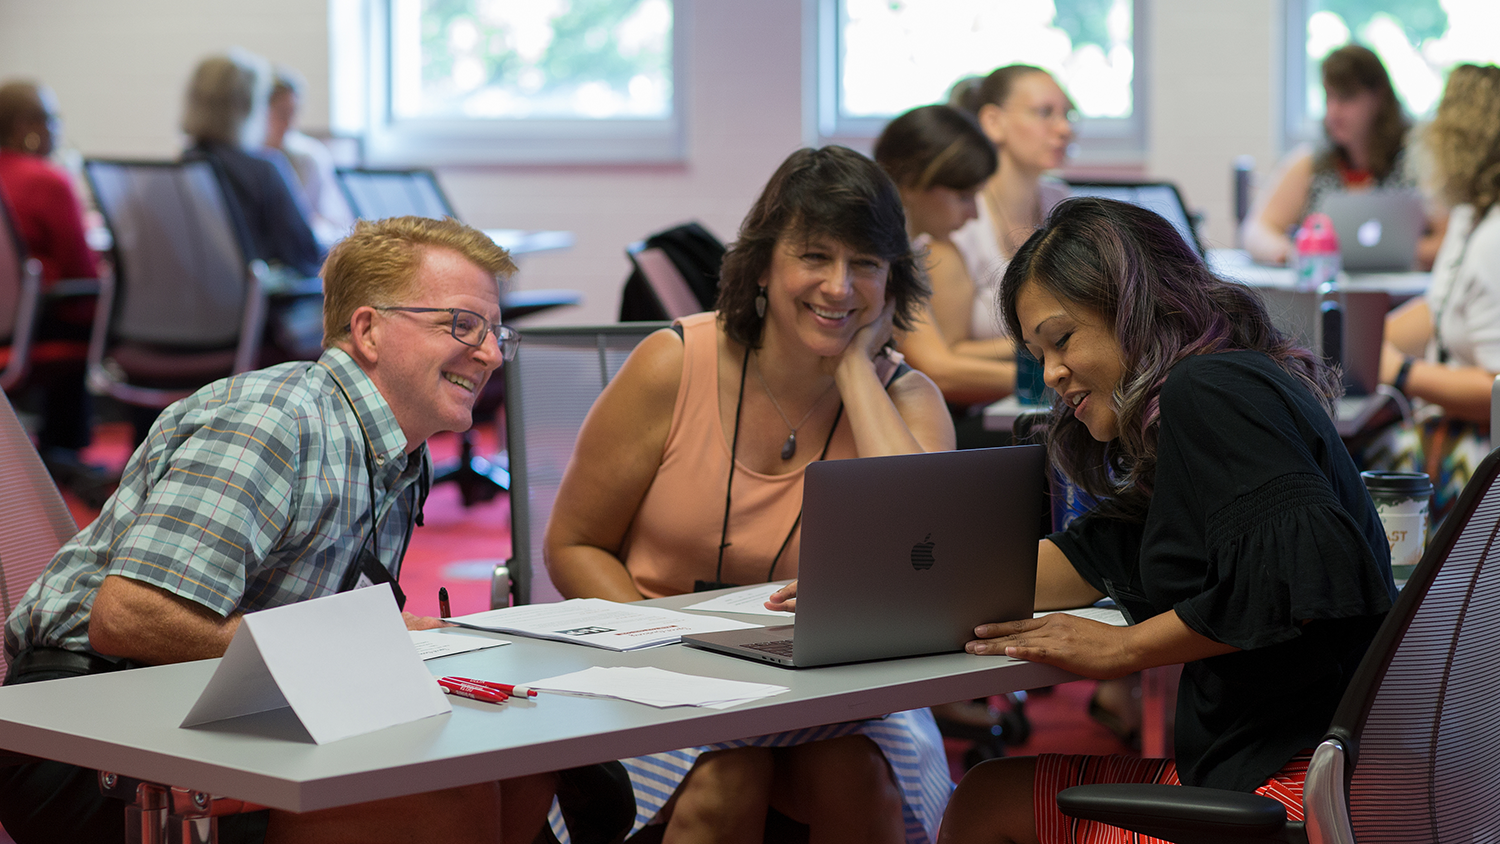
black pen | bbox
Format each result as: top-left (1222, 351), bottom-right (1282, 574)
top-left (438, 586), bottom-right (451, 618)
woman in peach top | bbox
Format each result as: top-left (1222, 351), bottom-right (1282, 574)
top-left (546, 146), bottom-right (955, 843)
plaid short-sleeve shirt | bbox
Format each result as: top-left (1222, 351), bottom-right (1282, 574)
top-left (5, 348), bottom-right (429, 661)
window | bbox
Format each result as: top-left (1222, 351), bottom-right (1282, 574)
top-left (1284, 0), bottom-right (1500, 148)
top-left (331, 0), bottom-right (684, 165)
top-left (811, 0), bottom-right (1145, 160)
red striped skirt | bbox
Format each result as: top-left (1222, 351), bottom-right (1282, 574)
top-left (1033, 752), bottom-right (1312, 844)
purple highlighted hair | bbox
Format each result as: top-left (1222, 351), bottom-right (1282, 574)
top-left (1000, 197), bottom-right (1339, 518)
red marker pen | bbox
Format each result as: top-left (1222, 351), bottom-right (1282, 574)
top-left (444, 676), bottom-right (538, 698)
top-left (437, 677), bottom-right (508, 704)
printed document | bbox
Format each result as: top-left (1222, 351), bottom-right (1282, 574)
top-left (449, 598), bottom-right (761, 650)
top-left (409, 628), bottom-right (511, 660)
top-left (681, 583), bottom-right (795, 618)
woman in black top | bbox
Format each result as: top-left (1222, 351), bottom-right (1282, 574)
top-left (937, 197), bottom-right (1397, 844)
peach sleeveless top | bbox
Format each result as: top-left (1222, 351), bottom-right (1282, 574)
top-left (621, 312), bottom-right (903, 598)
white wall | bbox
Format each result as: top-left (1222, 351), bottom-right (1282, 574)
top-left (0, 0), bottom-right (1288, 325)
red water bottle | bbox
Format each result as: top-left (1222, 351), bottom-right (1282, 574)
top-left (1293, 212), bottom-right (1340, 291)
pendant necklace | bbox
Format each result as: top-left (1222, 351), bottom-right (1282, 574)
top-left (753, 352), bottom-right (835, 460)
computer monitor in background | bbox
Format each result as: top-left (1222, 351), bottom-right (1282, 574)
top-left (1066, 181), bottom-right (1202, 256)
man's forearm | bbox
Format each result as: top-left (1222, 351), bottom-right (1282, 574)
top-left (88, 575), bottom-right (243, 664)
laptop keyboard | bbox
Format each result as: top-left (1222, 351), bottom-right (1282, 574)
top-left (743, 639), bottom-right (795, 657)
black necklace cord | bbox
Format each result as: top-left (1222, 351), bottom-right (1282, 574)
top-left (713, 343), bottom-right (753, 586)
top-left (764, 402), bottom-right (843, 582)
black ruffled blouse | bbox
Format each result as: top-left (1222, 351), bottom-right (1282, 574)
top-left (1050, 351), bottom-right (1397, 792)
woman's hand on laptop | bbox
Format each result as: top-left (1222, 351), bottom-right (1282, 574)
top-left (765, 581), bottom-right (798, 613)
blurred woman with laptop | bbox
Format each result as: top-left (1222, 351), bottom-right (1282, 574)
top-left (1368, 64), bottom-right (1500, 522)
top-left (1243, 43), bottom-right (1445, 269)
top-left (935, 197), bottom-right (1396, 843)
top-left (546, 146), bottom-right (955, 843)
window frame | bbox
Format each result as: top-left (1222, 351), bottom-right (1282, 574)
top-left (1281, 0), bottom-right (1317, 154)
top-left (804, 0), bottom-right (1150, 164)
top-left (329, 0), bottom-right (688, 166)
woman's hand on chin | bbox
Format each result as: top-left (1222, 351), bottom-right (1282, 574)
top-left (828, 297), bottom-right (897, 376)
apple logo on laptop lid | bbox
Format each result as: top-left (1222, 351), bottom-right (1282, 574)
top-left (1358, 218), bottom-right (1383, 247)
top-left (910, 533), bottom-right (935, 571)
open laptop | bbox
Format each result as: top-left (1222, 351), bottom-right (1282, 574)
top-left (1320, 190), bottom-right (1423, 272)
top-left (681, 446), bottom-right (1046, 668)
top-left (1067, 181), bottom-right (1202, 256)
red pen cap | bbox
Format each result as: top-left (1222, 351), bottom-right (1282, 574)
top-left (437, 677), bottom-right (508, 704)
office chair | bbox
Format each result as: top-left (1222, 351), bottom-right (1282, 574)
top-left (1057, 446), bottom-right (1500, 843)
top-left (497, 323), bottom-right (668, 608)
top-left (0, 387), bottom-right (80, 680)
top-left (0, 387), bottom-right (74, 771)
top-left (620, 222), bottom-right (724, 321)
top-left (83, 159), bottom-right (268, 415)
top-left (0, 194), bottom-right (97, 395)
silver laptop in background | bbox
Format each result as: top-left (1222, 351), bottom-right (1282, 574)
top-left (1067, 182), bottom-right (1202, 256)
top-left (681, 446), bottom-right (1046, 668)
top-left (1320, 190), bottom-right (1423, 272)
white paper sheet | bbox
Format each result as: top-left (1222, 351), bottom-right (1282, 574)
top-left (1035, 606), bottom-right (1128, 626)
top-left (527, 666), bottom-right (789, 709)
top-left (409, 628), bottom-right (511, 660)
top-left (182, 585), bottom-right (451, 744)
top-left (680, 584), bottom-right (795, 618)
top-left (449, 598), bottom-right (761, 650)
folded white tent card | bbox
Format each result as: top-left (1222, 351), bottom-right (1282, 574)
top-left (182, 584), bottom-right (450, 744)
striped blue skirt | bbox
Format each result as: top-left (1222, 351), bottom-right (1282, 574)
top-left (550, 708), bottom-right (952, 843)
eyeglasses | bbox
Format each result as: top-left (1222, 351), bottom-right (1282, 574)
top-left (1013, 104), bottom-right (1079, 126)
top-left (374, 307), bottom-right (520, 360)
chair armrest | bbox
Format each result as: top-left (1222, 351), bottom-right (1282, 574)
top-left (44, 278), bottom-right (102, 299)
top-left (491, 562), bottom-right (512, 610)
top-left (1058, 784), bottom-right (1301, 844)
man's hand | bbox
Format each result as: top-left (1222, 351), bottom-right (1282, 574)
top-left (402, 611), bottom-right (452, 631)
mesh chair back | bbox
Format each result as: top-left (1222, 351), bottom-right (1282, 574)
top-left (336, 168), bottom-right (454, 221)
top-left (0, 389), bottom-right (79, 678)
top-left (504, 324), bottom-right (666, 604)
top-left (85, 160), bottom-right (249, 348)
top-left (1334, 448), bottom-right (1500, 842)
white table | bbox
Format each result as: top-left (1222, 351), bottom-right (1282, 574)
top-left (0, 592), bottom-right (1078, 814)
top-left (1206, 248), bottom-right (1429, 300)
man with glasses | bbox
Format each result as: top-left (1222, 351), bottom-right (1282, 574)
top-left (1, 216), bottom-right (553, 844)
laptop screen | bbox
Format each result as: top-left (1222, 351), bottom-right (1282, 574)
top-left (1067, 182), bottom-right (1202, 256)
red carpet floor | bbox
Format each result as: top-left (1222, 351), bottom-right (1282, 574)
top-left (2, 422), bottom-right (1138, 842)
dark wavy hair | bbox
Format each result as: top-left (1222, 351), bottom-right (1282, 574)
top-left (717, 146), bottom-right (928, 347)
top-left (1319, 44), bottom-right (1409, 182)
top-left (874, 105), bottom-right (997, 193)
top-left (1000, 197), bottom-right (1338, 518)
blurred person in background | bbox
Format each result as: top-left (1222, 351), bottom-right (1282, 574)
top-left (0, 79), bottom-right (114, 505)
top-left (264, 66), bottom-right (354, 249)
top-left (1243, 43), bottom-right (1446, 268)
